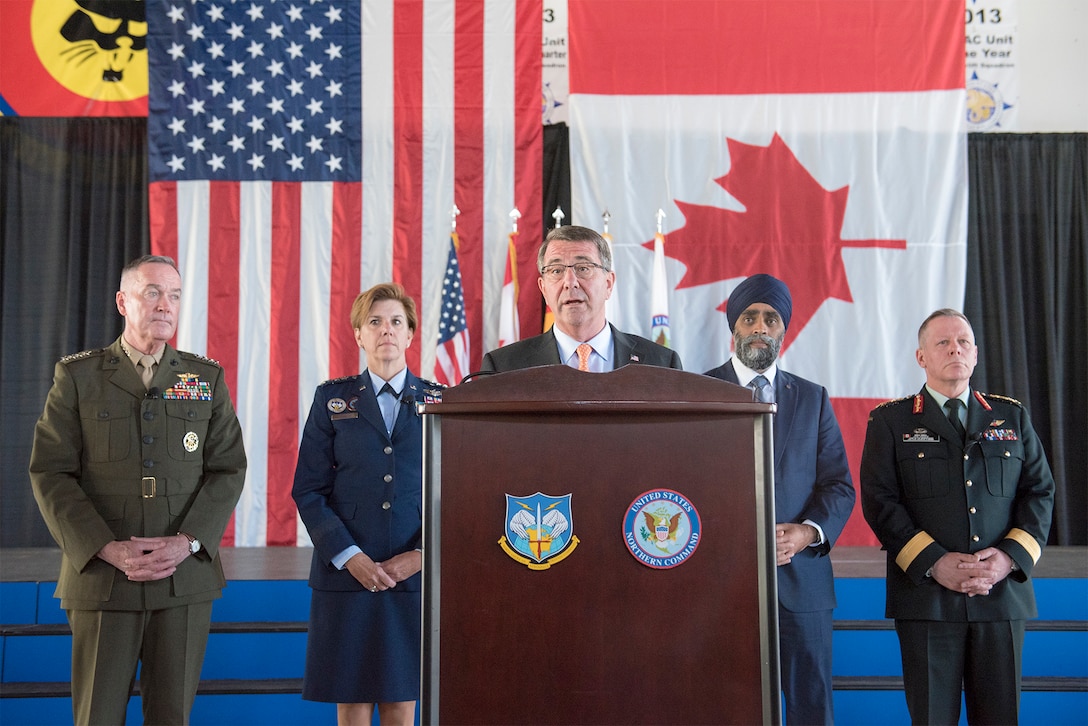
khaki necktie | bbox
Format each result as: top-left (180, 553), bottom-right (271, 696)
top-left (576, 343), bottom-right (592, 372)
top-left (139, 355), bottom-right (156, 389)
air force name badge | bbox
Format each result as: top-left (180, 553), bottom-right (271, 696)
top-left (499, 492), bottom-right (579, 570)
top-left (623, 489), bottom-right (702, 569)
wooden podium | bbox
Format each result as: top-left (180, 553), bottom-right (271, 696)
top-left (421, 365), bottom-right (780, 725)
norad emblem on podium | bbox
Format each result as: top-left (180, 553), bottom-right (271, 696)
top-left (623, 489), bottom-right (702, 569)
top-left (499, 492), bottom-right (579, 570)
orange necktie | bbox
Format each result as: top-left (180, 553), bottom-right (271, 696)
top-left (576, 343), bottom-right (592, 372)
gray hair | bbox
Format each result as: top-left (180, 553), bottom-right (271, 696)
top-left (537, 225), bottom-right (612, 272)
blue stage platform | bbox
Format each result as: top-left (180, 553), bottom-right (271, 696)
top-left (2, 546), bottom-right (1085, 725)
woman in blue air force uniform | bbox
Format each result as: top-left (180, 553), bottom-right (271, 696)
top-left (292, 283), bottom-right (441, 726)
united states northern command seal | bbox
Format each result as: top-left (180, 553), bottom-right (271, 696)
top-left (623, 489), bottom-right (702, 569)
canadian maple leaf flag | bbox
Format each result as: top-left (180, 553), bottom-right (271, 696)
top-left (147, 0), bottom-right (542, 546)
top-left (569, 0), bottom-right (967, 545)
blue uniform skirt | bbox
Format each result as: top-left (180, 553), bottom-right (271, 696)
top-left (301, 588), bottom-right (422, 703)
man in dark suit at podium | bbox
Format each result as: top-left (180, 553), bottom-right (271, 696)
top-left (480, 225), bottom-right (682, 373)
top-left (705, 274), bottom-right (855, 726)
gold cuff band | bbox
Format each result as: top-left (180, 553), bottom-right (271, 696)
top-left (1006, 528), bottom-right (1042, 563)
top-left (895, 531), bottom-right (935, 572)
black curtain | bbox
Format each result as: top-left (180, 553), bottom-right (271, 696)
top-left (964, 133), bottom-right (1088, 547)
top-left (1, 120), bottom-right (1084, 547)
top-left (0, 118), bottom-right (149, 547)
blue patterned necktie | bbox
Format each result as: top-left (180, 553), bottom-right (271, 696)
top-left (750, 375), bottom-right (774, 403)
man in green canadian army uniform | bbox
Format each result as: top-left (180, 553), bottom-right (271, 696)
top-left (861, 308), bottom-right (1054, 725)
top-left (30, 255), bottom-right (247, 725)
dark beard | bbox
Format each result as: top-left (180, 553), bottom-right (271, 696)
top-left (735, 331), bottom-right (782, 372)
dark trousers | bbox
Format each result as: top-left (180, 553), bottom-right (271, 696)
top-left (895, 619), bottom-right (1024, 726)
top-left (780, 605), bottom-right (835, 725)
top-left (67, 602), bottom-right (213, 726)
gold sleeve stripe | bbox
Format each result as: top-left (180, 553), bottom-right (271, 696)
top-left (1006, 528), bottom-right (1042, 563)
top-left (895, 531), bottom-right (935, 572)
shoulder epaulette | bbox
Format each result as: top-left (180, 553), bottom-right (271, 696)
top-left (980, 392), bottom-right (1024, 408)
top-left (177, 350), bottom-right (222, 367)
top-left (873, 395), bottom-right (912, 410)
top-left (59, 348), bottom-right (105, 363)
top-left (320, 374), bottom-right (359, 387)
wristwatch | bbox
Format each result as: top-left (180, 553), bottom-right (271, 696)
top-left (179, 531), bottom-right (201, 555)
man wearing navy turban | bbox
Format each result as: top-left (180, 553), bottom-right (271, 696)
top-left (705, 274), bottom-right (856, 726)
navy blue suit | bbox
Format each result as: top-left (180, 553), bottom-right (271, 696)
top-left (292, 371), bottom-right (440, 702)
top-left (480, 324), bottom-right (682, 372)
top-left (704, 359), bottom-right (855, 725)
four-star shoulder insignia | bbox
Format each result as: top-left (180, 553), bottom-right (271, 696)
top-left (321, 375), bottom-right (358, 387)
top-left (981, 392), bottom-right (1024, 408)
top-left (873, 395), bottom-right (912, 410)
top-left (180, 351), bottom-right (222, 366)
top-left (60, 348), bottom-right (103, 363)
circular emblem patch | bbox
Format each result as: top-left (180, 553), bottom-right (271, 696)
top-left (966, 74), bottom-right (1009, 132)
top-left (183, 431), bottom-right (199, 453)
top-left (327, 397), bottom-right (347, 413)
top-left (623, 489), bottom-right (701, 569)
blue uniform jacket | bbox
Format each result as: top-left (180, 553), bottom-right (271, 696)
top-left (704, 360), bottom-right (856, 613)
top-left (292, 371), bottom-right (441, 593)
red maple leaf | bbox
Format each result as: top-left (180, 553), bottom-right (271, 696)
top-left (644, 133), bottom-right (905, 347)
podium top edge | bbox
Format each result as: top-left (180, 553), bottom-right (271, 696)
top-left (421, 400), bottom-right (774, 416)
top-left (437, 364), bottom-right (759, 406)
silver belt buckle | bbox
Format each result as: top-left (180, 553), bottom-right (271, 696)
top-left (141, 476), bottom-right (157, 498)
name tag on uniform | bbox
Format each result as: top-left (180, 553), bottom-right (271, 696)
top-left (902, 428), bottom-right (940, 443)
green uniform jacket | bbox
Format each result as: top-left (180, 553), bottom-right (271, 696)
top-left (860, 387), bottom-right (1054, 622)
top-left (30, 338), bottom-right (247, 611)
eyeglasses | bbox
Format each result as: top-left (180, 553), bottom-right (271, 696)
top-left (540, 262), bottom-right (608, 281)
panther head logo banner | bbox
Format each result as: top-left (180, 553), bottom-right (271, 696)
top-left (1, 0), bottom-right (148, 116)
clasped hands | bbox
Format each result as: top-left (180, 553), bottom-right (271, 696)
top-left (776, 523), bottom-right (818, 566)
top-left (97, 535), bottom-right (193, 581)
top-left (345, 550), bottom-right (422, 592)
top-left (931, 547), bottom-right (1016, 596)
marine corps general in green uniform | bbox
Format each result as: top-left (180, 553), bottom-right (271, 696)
top-left (861, 308), bottom-right (1053, 726)
top-left (30, 255), bottom-right (247, 726)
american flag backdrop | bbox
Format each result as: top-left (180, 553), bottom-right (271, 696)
top-left (147, 0), bottom-right (543, 546)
